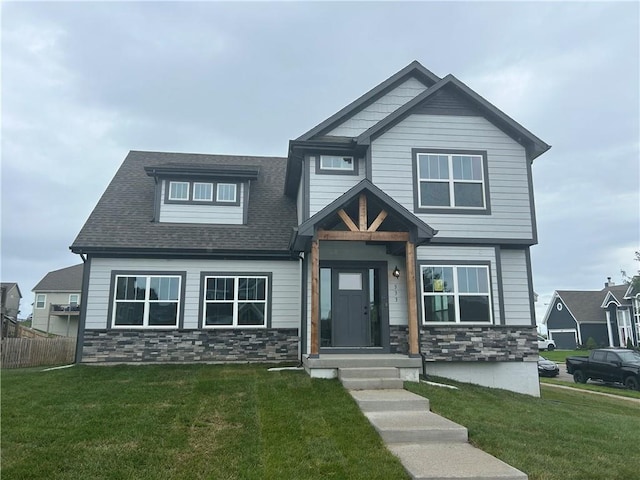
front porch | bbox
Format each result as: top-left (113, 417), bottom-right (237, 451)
top-left (292, 180), bottom-right (437, 363)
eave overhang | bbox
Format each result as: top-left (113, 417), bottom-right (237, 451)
top-left (144, 163), bottom-right (260, 181)
top-left (69, 246), bottom-right (296, 260)
top-left (356, 74), bottom-right (551, 163)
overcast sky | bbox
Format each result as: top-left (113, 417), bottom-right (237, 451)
top-left (2, 1), bottom-right (639, 324)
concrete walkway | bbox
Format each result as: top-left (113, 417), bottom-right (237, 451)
top-left (341, 368), bottom-right (527, 480)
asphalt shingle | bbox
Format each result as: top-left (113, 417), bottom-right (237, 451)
top-left (32, 264), bottom-right (84, 292)
top-left (71, 151), bottom-right (298, 254)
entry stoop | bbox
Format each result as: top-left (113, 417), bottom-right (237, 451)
top-left (302, 354), bottom-right (422, 382)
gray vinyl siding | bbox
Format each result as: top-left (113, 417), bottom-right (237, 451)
top-left (499, 249), bottom-right (532, 326)
top-left (159, 180), bottom-right (244, 224)
top-left (84, 258), bottom-right (300, 330)
top-left (308, 156), bottom-right (366, 217)
top-left (327, 77), bottom-right (428, 137)
top-left (416, 245), bottom-right (501, 324)
top-left (371, 115), bottom-right (533, 240)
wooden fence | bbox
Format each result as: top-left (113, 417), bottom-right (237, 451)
top-left (1, 337), bottom-right (76, 369)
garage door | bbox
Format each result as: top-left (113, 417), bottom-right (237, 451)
top-left (549, 330), bottom-right (577, 349)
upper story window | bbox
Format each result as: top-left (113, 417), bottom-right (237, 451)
top-left (193, 182), bottom-right (213, 202)
top-left (168, 181), bottom-right (190, 201)
top-left (420, 264), bottom-right (492, 324)
top-left (216, 183), bottom-right (237, 203)
top-left (316, 155), bottom-right (359, 175)
top-left (413, 149), bottom-right (489, 214)
top-left (35, 294), bottom-right (46, 309)
top-left (112, 274), bottom-right (182, 328)
top-left (164, 180), bottom-right (240, 206)
top-left (69, 294), bottom-right (80, 306)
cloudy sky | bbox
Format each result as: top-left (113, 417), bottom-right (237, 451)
top-left (2, 1), bottom-right (638, 324)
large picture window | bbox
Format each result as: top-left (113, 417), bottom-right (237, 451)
top-left (415, 151), bottom-right (487, 210)
top-left (420, 265), bottom-right (492, 324)
top-left (112, 275), bottom-right (181, 327)
top-left (203, 275), bottom-right (268, 327)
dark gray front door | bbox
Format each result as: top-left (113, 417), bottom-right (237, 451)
top-left (332, 269), bottom-right (369, 347)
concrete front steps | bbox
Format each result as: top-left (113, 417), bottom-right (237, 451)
top-left (345, 370), bottom-right (527, 480)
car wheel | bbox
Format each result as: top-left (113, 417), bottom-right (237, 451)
top-left (624, 376), bottom-right (640, 391)
top-left (573, 370), bottom-right (587, 384)
top-left (547, 344), bottom-right (555, 351)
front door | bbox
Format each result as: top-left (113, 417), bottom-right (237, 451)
top-left (332, 269), bottom-right (370, 347)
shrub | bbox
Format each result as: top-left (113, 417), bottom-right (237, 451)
top-left (627, 337), bottom-right (635, 350)
top-left (586, 337), bottom-right (597, 350)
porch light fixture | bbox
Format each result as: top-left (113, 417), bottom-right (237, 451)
top-left (393, 266), bottom-right (400, 278)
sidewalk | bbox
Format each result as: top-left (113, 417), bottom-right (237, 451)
top-left (349, 388), bottom-right (528, 480)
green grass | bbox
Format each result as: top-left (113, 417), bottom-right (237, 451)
top-left (540, 377), bottom-right (640, 399)
top-left (406, 378), bottom-right (640, 480)
top-left (1, 365), bottom-right (409, 480)
top-left (540, 349), bottom-right (587, 363)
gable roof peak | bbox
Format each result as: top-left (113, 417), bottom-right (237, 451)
top-left (295, 61), bottom-right (441, 142)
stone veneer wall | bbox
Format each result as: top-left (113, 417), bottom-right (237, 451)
top-left (81, 329), bottom-right (299, 363)
top-left (420, 326), bottom-right (538, 362)
top-left (390, 325), bottom-right (409, 355)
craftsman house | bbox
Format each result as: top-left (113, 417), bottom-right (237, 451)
top-left (71, 61), bottom-right (550, 395)
top-left (543, 278), bottom-right (640, 349)
top-left (32, 264), bottom-right (84, 337)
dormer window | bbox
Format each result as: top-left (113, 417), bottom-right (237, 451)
top-left (216, 183), bottom-right (237, 203)
top-left (164, 180), bottom-right (241, 206)
top-left (193, 182), bottom-right (213, 202)
top-left (168, 181), bottom-right (189, 201)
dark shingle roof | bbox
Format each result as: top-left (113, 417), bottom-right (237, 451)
top-left (32, 264), bottom-right (84, 292)
top-left (0, 283), bottom-right (22, 298)
top-left (557, 284), bottom-right (632, 324)
top-left (71, 151), bottom-right (297, 255)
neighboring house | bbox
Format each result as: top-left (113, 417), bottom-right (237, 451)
top-left (543, 277), bottom-right (640, 349)
top-left (1, 282), bottom-right (22, 320)
top-left (32, 264), bottom-right (84, 337)
top-left (71, 61), bottom-right (550, 396)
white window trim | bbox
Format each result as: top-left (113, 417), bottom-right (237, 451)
top-left (416, 153), bottom-right (486, 209)
top-left (193, 182), bottom-right (214, 202)
top-left (319, 155), bottom-right (355, 171)
top-left (69, 294), bottom-right (80, 305)
top-left (216, 183), bottom-right (238, 203)
top-left (35, 294), bottom-right (46, 309)
top-left (168, 181), bottom-right (190, 201)
top-left (420, 264), bottom-right (493, 325)
top-left (112, 275), bottom-right (181, 329)
top-left (203, 275), bottom-right (268, 328)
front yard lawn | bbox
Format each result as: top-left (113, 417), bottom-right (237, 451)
top-left (540, 349), bottom-right (587, 363)
top-left (406, 378), bottom-right (640, 480)
top-left (1, 365), bottom-right (409, 480)
top-left (540, 377), bottom-right (640, 399)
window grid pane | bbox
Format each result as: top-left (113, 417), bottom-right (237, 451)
top-left (421, 266), bottom-right (491, 324)
top-left (193, 183), bottom-right (213, 201)
top-left (113, 275), bottom-right (180, 328)
top-left (169, 182), bottom-right (189, 200)
top-left (418, 153), bottom-right (484, 208)
top-left (217, 183), bottom-right (237, 202)
top-left (204, 276), bottom-right (268, 327)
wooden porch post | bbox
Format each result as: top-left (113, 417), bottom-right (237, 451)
top-left (405, 241), bottom-right (419, 356)
top-left (310, 239), bottom-right (320, 356)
